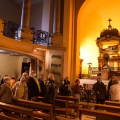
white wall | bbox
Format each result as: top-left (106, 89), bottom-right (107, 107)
top-left (0, 53), bottom-right (30, 80)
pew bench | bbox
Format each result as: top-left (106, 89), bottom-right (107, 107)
top-left (0, 102), bottom-right (34, 120)
top-left (105, 100), bottom-right (120, 107)
top-left (56, 95), bottom-right (79, 116)
top-left (79, 107), bottom-right (120, 120)
top-left (38, 96), bottom-right (72, 118)
top-left (55, 99), bottom-right (72, 117)
top-left (14, 99), bottom-right (53, 120)
top-left (95, 104), bottom-right (120, 113)
top-left (0, 112), bottom-right (21, 120)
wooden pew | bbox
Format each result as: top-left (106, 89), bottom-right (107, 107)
top-left (14, 99), bottom-right (53, 120)
top-left (0, 112), bottom-right (20, 120)
top-left (55, 99), bottom-right (72, 117)
top-left (105, 100), bottom-right (120, 107)
top-left (38, 96), bottom-right (72, 118)
top-left (56, 95), bottom-right (79, 116)
top-left (79, 107), bottom-right (120, 120)
top-left (95, 104), bottom-right (120, 113)
top-left (0, 102), bottom-right (34, 120)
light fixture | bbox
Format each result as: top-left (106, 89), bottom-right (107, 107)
top-left (87, 62), bottom-right (92, 67)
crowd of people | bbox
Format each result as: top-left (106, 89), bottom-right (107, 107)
top-left (0, 71), bottom-right (119, 115)
top-left (0, 71), bottom-right (73, 114)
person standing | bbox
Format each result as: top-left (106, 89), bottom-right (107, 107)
top-left (44, 73), bottom-right (55, 113)
top-left (10, 76), bottom-right (16, 88)
top-left (0, 76), bottom-right (13, 103)
top-left (38, 74), bottom-right (45, 97)
top-left (12, 76), bottom-right (28, 100)
top-left (73, 79), bottom-right (81, 104)
top-left (27, 70), bottom-right (41, 101)
top-left (93, 76), bottom-right (106, 104)
top-left (59, 80), bottom-right (70, 96)
top-left (110, 79), bottom-right (120, 101)
top-left (108, 75), bottom-right (117, 95)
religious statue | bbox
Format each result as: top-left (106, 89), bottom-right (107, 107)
top-left (103, 53), bottom-right (109, 65)
top-left (101, 53), bottom-right (110, 80)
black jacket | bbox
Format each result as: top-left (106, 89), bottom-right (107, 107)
top-left (59, 84), bottom-right (70, 96)
top-left (93, 82), bottom-right (106, 99)
top-left (27, 76), bottom-right (39, 99)
top-left (44, 79), bottom-right (55, 103)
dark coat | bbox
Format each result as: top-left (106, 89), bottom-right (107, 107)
top-left (93, 82), bottom-right (106, 99)
top-left (0, 83), bottom-right (13, 103)
top-left (64, 80), bottom-right (70, 85)
top-left (38, 79), bottom-right (45, 97)
top-left (108, 79), bottom-right (113, 94)
top-left (59, 84), bottom-right (70, 96)
top-left (27, 76), bottom-right (39, 99)
top-left (44, 79), bottom-right (55, 103)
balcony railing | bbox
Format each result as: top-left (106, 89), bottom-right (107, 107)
top-left (3, 21), bottom-right (52, 46)
top-left (31, 30), bottom-right (52, 46)
top-left (3, 21), bottom-right (19, 39)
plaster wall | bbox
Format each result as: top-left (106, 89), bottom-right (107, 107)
top-left (0, 53), bottom-right (30, 80)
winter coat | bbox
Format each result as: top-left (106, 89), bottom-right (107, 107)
top-left (93, 82), bottom-right (106, 99)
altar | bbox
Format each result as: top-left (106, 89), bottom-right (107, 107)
top-left (79, 79), bottom-right (120, 91)
top-left (80, 79), bottom-right (109, 86)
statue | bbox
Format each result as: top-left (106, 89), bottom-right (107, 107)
top-left (103, 53), bottom-right (109, 65)
top-left (101, 53), bottom-right (110, 80)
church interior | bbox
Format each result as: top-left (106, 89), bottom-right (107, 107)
top-left (0, 0), bottom-right (120, 120)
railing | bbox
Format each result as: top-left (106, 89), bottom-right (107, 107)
top-left (3, 21), bottom-right (19, 39)
top-left (31, 30), bottom-right (52, 46)
top-left (3, 21), bottom-right (52, 46)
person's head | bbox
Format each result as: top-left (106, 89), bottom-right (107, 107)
top-left (48, 73), bottom-right (55, 80)
top-left (4, 76), bottom-right (10, 85)
top-left (40, 74), bottom-right (44, 79)
top-left (97, 76), bottom-right (102, 83)
top-left (112, 79), bottom-right (118, 85)
top-left (61, 80), bottom-right (64, 85)
top-left (20, 76), bottom-right (26, 83)
top-left (22, 72), bottom-right (29, 79)
top-left (4, 75), bottom-right (8, 78)
top-left (111, 75), bottom-right (117, 81)
top-left (65, 76), bottom-right (68, 81)
top-left (12, 76), bottom-right (16, 80)
top-left (30, 70), bottom-right (36, 77)
top-left (75, 78), bottom-right (80, 85)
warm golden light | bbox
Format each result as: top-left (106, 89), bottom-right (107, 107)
top-left (77, 0), bottom-right (120, 74)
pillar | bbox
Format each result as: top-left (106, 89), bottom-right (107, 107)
top-left (18, 0), bottom-right (32, 43)
top-left (53, 0), bottom-right (61, 34)
top-left (23, 0), bottom-right (31, 28)
top-left (51, 0), bottom-right (63, 47)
